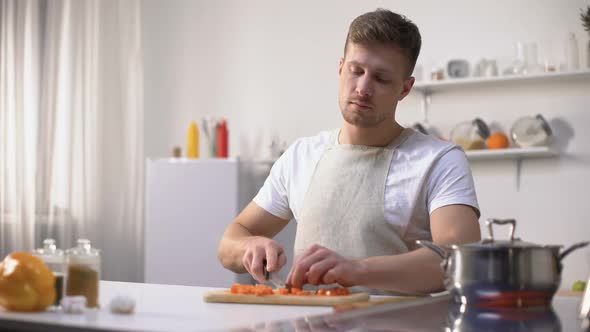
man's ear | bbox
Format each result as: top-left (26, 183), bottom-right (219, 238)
top-left (338, 58), bottom-right (344, 76)
top-left (398, 76), bottom-right (415, 101)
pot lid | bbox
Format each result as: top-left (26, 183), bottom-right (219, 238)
top-left (459, 238), bottom-right (557, 249)
top-left (458, 219), bottom-right (561, 249)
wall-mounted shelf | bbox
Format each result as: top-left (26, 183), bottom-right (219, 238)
top-left (465, 146), bottom-right (558, 161)
top-left (413, 69), bottom-right (590, 95)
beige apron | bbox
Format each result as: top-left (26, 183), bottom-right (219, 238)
top-left (294, 128), bottom-right (412, 294)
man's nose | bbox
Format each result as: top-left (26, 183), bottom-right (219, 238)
top-left (355, 75), bottom-right (373, 97)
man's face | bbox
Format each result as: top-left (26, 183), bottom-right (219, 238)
top-left (338, 42), bottom-right (414, 128)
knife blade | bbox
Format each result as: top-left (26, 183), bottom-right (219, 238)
top-left (263, 259), bottom-right (289, 289)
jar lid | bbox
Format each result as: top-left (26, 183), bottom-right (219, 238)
top-left (473, 118), bottom-right (490, 139)
top-left (33, 239), bottom-right (64, 262)
top-left (66, 239), bottom-right (100, 257)
top-left (535, 114), bottom-right (553, 136)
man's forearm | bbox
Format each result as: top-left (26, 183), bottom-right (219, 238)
top-left (359, 248), bottom-right (445, 295)
top-left (218, 222), bottom-right (253, 273)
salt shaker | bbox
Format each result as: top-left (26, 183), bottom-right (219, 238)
top-left (65, 239), bottom-right (101, 308)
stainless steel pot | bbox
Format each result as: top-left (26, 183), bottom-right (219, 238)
top-left (417, 218), bottom-right (589, 308)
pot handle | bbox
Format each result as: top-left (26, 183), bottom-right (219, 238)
top-left (486, 218), bottom-right (516, 242)
top-left (416, 240), bottom-right (447, 260)
top-left (559, 241), bottom-right (590, 261)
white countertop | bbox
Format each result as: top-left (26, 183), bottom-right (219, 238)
top-left (0, 281), bottom-right (334, 331)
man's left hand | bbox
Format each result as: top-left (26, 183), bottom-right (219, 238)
top-left (286, 244), bottom-right (367, 289)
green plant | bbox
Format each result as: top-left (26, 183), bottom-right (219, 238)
top-left (581, 6), bottom-right (590, 35)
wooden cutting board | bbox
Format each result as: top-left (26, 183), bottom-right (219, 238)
top-left (203, 290), bottom-right (370, 306)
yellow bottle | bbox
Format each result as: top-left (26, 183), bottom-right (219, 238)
top-left (187, 121), bottom-right (199, 159)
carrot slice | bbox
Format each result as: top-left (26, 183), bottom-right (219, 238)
top-left (275, 288), bottom-right (290, 295)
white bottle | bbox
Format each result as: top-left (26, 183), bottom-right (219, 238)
top-left (565, 32), bottom-right (579, 70)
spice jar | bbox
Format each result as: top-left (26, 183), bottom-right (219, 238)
top-left (65, 239), bottom-right (100, 308)
top-left (510, 114), bottom-right (552, 148)
top-left (33, 239), bottom-right (65, 306)
top-left (450, 118), bottom-right (490, 150)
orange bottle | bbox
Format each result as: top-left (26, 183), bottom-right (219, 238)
top-left (216, 120), bottom-right (228, 158)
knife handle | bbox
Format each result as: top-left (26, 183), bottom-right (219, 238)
top-left (262, 259), bottom-right (270, 280)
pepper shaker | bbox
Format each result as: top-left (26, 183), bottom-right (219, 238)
top-left (65, 239), bottom-right (101, 308)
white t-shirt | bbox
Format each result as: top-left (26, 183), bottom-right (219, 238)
top-left (253, 128), bottom-right (480, 248)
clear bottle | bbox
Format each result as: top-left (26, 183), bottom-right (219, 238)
top-left (65, 239), bottom-right (101, 308)
top-left (33, 239), bottom-right (65, 307)
top-left (450, 118), bottom-right (490, 150)
top-left (565, 32), bottom-right (580, 70)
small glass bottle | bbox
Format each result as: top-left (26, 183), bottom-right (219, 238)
top-left (65, 239), bottom-right (101, 308)
top-left (33, 239), bottom-right (65, 307)
top-left (565, 32), bottom-right (580, 70)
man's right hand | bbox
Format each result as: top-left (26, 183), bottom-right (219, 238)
top-left (241, 237), bottom-right (287, 283)
top-left (218, 202), bottom-right (290, 279)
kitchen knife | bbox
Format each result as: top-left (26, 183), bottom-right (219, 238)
top-left (263, 259), bottom-right (289, 289)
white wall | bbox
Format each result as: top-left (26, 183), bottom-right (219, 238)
top-left (142, 0), bottom-right (590, 289)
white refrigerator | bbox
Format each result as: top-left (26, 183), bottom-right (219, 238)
top-left (144, 158), bottom-right (296, 287)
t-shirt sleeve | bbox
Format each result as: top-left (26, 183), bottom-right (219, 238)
top-left (426, 147), bottom-right (480, 217)
top-left (252, 149), bottom-right (294, 221)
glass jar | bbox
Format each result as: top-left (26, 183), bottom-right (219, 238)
top-left (33, 239), bottom-right (65, 306)
top-left (65, 239), bottom-right (100, 308)
top-left (510, 114), bottom-right (552, 148)
top-left (450, 118), bottom-right (490, 150)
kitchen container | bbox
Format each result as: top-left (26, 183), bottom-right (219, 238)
top-left (33, 239), bottom-right (65, 306)
top-left (417, 218), bottom-right (589, 308)
top-left (65, 239), bottom-right (101, 308)
top-left (447, 59), bottom-right (470, 78)
top-left (450, 118), bottom-right (490, 150)
top-left (510, 114), bottom-right (552, 147)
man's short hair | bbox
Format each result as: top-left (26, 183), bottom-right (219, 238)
top-left (344, 9), bottom-right (422, 77)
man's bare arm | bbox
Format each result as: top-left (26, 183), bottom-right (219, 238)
top-left (287, 204), bottom-right (480, 294)
top-left (218, 201), bottom-right (290, 281)
top-left (359, 204), bottom-right (480, 294)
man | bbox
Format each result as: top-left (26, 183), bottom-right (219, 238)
top-left (218, 9), bottom-right (480, 295)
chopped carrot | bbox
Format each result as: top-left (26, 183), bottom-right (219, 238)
top-left (315, 287), bottom-right (350, 296)
top-left (230, 283), bottom-right (272, 296)
top-left (275, 288), bottom-right (290, 295)
top-left (230, 283), bottom-right (350, 296)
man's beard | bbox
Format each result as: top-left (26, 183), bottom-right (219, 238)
top-left (341, 107), bottom-right (388, 128)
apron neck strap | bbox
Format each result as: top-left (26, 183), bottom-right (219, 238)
top-left (331, 128), bottom-right (414, 150)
